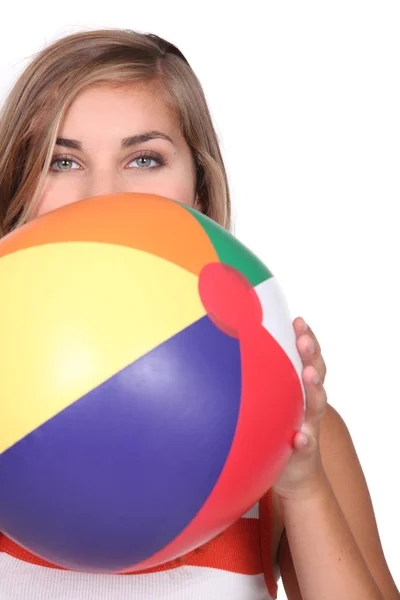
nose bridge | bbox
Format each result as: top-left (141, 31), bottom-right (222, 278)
top-left (84, 165), bottom-right (122, 198)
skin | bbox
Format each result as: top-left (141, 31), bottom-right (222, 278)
top-left (29, 84), bottom-right (397, 599)
top-left (32, 84), bottom-right (198, 218)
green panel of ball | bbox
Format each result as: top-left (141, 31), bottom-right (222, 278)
top-left (182, 205), bottom-right (273, 287)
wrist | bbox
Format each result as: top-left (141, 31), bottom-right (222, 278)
top-left (276, 468), bottom-right (332, 506)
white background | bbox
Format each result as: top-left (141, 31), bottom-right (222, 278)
top-left (1, 1), bottom-right (399, 596)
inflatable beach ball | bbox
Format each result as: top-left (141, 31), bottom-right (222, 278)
top-left (0, 193), bottom-right (304, 573)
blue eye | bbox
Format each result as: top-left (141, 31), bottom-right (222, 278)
top-left (50, 156), bottom-right (80, 172)
top-left (129, 156), bottom-right (159, 169)
top-left (49, 151), bottom-right (166, 174)
top-left (127, 151), bottom-right (165, 169)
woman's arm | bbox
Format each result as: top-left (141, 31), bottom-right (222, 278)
top-left (278, 404), bottom-right (399, 600)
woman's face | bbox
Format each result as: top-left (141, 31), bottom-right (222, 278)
top-left (32, 84), bottom-right (198, 218)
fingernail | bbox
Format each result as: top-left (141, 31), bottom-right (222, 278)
top-left (302, 320), bottom-right (308, 333)
top-left (308, 340), bottom-right (315, 354)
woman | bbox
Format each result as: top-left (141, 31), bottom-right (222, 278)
top-left (0, 29), bottom-right (397, 600)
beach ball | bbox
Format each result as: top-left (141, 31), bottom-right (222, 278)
top-left (0, 193), bottom-right (304, 573)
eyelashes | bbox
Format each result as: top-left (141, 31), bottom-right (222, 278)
top-left (49, 155), bottom-right (80, 172)
top-left (49, 150), bottom-right (167, 172)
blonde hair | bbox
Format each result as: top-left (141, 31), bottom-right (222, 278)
top-left (0, 28), bottom-right (231, 237)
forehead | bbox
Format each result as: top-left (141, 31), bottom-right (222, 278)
top-left (59, 83), bottom-right (179, 140)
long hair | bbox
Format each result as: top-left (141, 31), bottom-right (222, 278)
top-left (0, 28), bottom-right (231, 237)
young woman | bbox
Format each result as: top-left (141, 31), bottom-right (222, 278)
top-left (0, 29), bottom-right (397, 600)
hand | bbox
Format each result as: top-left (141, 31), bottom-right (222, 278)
top-left (272, 317), bottom-right (329, 501)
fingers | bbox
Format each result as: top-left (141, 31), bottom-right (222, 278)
top-left (293, 317), bottom-right (328, 430)
top-left (293, 317), bottom-right (327, 383)
top-left (293, 317), bottom-right (321, 354)
top-left (302, 365), bottom-right (328, 425)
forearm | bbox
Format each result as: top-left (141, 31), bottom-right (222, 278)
top-left (279, 474), bottom-right (384, 600)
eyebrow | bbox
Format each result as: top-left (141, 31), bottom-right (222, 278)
top-left (55, 131), bottom-right (174, 151)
